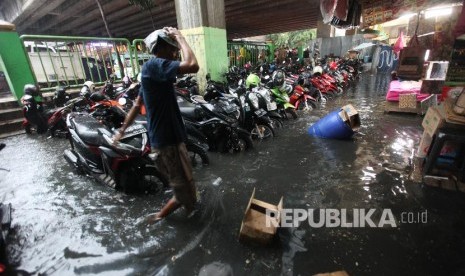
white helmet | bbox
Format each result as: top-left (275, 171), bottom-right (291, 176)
top-left (144, 29), bottom-right (179, 54)
top-left (83, 81), bottom-right (95, 92)
top-left (313, 65), bottom-right (323, 75)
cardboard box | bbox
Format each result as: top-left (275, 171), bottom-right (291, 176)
top-left (422, 107), bottom-right (445, 137)
top-left (239, 188), bottom-right (283, 245)
top-left (444, 99), bottom-right (465, 124)
top-left (417, 131), bottom-right (433, 158)
top-left (424, 175), bottom-right (457, 191)
top-left (339, 104), bottom-right (361, 131)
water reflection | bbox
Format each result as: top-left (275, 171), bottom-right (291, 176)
top-left (1, 73), bottom-right (464, 275)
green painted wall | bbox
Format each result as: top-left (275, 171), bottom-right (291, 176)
top-left (181, 26), bottom-right (228, 92)
top-left (0, 31), bottom-right (36, 100)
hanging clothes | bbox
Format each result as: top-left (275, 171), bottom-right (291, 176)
top-left (334, 0), bottom-right (349, 21)
top-left (320, 0), bottom-right (338, 24)
top-left (330, 0), bottom-right (361, 29)
top-left (393, 31), bottom-right (405, 56)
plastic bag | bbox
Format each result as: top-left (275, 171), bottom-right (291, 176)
top-left (320, 0), bottom-right (338, 24)
top-left (393, 31), bottom-right (405, 55)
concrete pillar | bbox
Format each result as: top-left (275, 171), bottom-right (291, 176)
top-left (174, 0), bottom-right (228, 92)
top-left (0, 21), bottom-right (36, 101)
top-left (317, 20), bottom-right (333, 38)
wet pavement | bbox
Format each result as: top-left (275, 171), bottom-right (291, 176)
top-left (1, 73), bottom-right (465, 276)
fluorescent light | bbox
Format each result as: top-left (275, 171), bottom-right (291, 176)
top-left (424, 7), bottom-right (452, 19)
top-left (424, 49), bottom-right (430, 61)
top-left (399, 13), bottom-right (417, 19)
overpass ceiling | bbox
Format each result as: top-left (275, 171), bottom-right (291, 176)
top-left (10, 0), bottom-right (320, 39)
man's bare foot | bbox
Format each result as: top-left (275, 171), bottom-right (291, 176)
top-left (146, 212), bottom-right (163, 224)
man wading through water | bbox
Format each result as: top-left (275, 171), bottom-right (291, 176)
top-left (113, 27), bottom-right (199, 223)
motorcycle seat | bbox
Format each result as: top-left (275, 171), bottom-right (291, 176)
top-left (180, 106), bottom-right (199, 121)
top-left (72, 115), bottom-right (104, 145)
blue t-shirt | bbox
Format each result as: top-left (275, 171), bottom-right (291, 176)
top-left (139, 57), bottom-right (186, 149)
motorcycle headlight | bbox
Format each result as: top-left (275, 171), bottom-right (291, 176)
top-left (248, 93), bottom-right (259, 109)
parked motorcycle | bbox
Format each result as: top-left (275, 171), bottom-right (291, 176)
top-left (266, 70), bottom-right (298, 119)
top-left (64, 105), bottom-right (168, 193)
top-left (21, 84), bottom-right (47, 134)
top-left (241, 74), bottom-right (284, 129)
top-left (179, 96), bottom-right (253, 153)
top-left (233, 85), bottom-right (275, 140)
top-left (52, 86), bottom-right (71, 107)
top-left (289, 76), bottom-right (318, 111)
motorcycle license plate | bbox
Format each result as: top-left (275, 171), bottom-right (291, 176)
top-left (122, 124), bottom-right (146, 139)
top-left (255, 109), bottom-right (267, 116)
top-left (267, 102), bottom-right (277, 110)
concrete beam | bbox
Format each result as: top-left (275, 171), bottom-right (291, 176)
top-left (39, 0), bottom-right (103, 31)
top-left (58, 0), bottom-right (138, 33)
top-left (85, 10), bottom-right (176, 37)
top-left (225, 0), bottom-right (299, 14)
top-left (15, 0), bottom-right (68, 31)
top-left (66, 1), bottom-right (175, 37)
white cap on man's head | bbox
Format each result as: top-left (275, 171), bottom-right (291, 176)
top-left (144, 29), bottom-right (179, 53)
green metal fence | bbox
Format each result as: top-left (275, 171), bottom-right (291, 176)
top-left (227, 42), bottom-right (269, 68)
top-left (18, 35), bottom-right (272, 92)
top-left (20, 35), bottom-right (133, 92)
top-left (132, 39), bottom-right (152, 76)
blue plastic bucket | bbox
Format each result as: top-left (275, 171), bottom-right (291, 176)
top-left (308, 110), bottom-right (355, 139)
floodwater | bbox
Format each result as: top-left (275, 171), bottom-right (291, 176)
top-left (1, 73), bottom-right (465, 276)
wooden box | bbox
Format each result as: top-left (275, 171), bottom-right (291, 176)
top-left (385, 94), bottom-right (437, 115)
top-left (239, 188), bottom-right (283, 245)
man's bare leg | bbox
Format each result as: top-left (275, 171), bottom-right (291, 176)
top-left (147, 197), bottom-right (181, 224)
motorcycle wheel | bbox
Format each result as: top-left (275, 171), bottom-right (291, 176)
top-left (297, 99), bottom-right (317, 111)
top-left (270, 117), bottom-right (284, 130)
top-left (251, 123), bottom-right (274, 140)
top-left (285, 108), bottom-right (298, 119)
top-left (233, 132), bottom-right (254, 153)
top-left (186, 143), bottom-right (209, 167)
top-left (118, 164), bottom-right (168, 194)
top-left (24, 124), bottom-right (32, 134)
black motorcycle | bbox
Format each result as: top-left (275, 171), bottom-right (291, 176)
top-left (21, 91), bottom-right (47, 134)
top-left (53, 86), bottom-right (71, 107)
top-left (234, 85), bottom-right (275, 140)
top-left (179, 96), bottom-right (253, 153)
top-left (131, 116), bottom-right (210, 168)
top-left (64, 104), bottom-right (168, 194)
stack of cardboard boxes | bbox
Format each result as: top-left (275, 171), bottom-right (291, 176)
top-left (416, 99), bottom-right (465, 191)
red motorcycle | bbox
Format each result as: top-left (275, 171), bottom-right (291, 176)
top-left (289, 78), bottom-right (318, 111)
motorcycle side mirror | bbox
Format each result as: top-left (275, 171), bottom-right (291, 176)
top-left (118, 97), bottom-right (127, 106)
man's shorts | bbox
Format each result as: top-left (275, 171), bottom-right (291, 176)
top-left (153, 143), bottom-right (197, 211)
